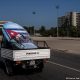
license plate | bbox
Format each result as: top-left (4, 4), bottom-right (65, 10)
top-left (30, 61), bottom-right (35, 65)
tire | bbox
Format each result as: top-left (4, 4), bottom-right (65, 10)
top-left (4, 60), bottom-right (13, 76)
top-left (36, 61), bottom-right (44, 72)
top-left (37, 67), bottom-right (43, 72)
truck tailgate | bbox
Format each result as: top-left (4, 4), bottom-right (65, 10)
top-left (13, 49), bottom-right (50, 61)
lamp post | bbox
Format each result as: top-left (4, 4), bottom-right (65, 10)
top-left (32, 11), bottom-right (36, 36)
top-left (56, 5), bottom-right (59, 37)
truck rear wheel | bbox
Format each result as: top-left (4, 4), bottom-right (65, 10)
top-left (37, 61), bottom-right (44, 72)
top-left (4, 60), bottom-right (13, 76)
top-left (37, 67), bottom-right (43, 72)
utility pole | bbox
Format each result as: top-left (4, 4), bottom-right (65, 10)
top-left (56, 5), bottom-right (59, 37)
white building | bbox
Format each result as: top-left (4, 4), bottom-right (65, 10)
top-left (58, 12), bottom-right (80, 30)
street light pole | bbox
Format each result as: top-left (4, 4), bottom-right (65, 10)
top-left (32, 11), bottom-right (36, 36)
top-left (56, 5), bottom-right (59, 37)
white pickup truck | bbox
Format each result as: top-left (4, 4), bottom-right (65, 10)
top-left (0, 22), bottom-right (50, 75)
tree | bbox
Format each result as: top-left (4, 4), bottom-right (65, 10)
top-left (49, 27), bottom-right (57, 37)
top-left (39, 26), bottom-right (46, 36)
top-left (23, 26), bottom-right (35, 35)
top-left (69, 26), bottom-right (77, 37)
top-left (29, 26), bottom-right (34, 35)
top-left (59, 27), bottom-right (66, 37)
top-left (23, 26), bottom-right (28, 33)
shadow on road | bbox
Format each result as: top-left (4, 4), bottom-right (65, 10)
top-left (0, 61), bottom-right (41, 76)
top-left (14, 68), bottom-right (41, 76)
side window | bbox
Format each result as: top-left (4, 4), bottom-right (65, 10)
top-left (0, 28), bottom-right (2, 36)
top-left (1, 35), bottom-right (12, 49)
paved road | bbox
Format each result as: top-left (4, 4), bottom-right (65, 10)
top-left (0, 50), bottom-right (80, 80)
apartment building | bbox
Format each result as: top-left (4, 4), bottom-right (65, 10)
top-left (58, 12), bottom-right (80, 30)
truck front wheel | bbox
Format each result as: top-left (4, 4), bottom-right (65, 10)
top-left (4, 60), bottom-right (13, 76)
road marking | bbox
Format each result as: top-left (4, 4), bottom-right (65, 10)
top-left (47, 61), bottom-right (80, 73)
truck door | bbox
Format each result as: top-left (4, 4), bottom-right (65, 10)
top-left (1, 35), bottom-right (12, 49)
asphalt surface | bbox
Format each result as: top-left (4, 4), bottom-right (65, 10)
top-left (0, 50), bottom-right (80, 80)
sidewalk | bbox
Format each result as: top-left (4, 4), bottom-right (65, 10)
top-left (31, 37), bottom-right (80, 54)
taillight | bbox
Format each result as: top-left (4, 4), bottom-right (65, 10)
top-left (44, 59), bottom-right (48, 63)
top-left (16, 61), bottom-right (21, 65)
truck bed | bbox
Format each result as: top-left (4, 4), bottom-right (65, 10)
top-left (1, 48), bottom-right (50, 61)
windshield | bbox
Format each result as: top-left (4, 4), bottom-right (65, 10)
top-left (5, 29), bottom-right (31, 44)
top-left (15, 34), bottom-right (31, 44)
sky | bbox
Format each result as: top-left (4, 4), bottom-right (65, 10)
top-left (0, 0), bottom-right (80, 28)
